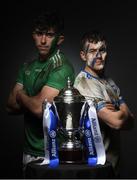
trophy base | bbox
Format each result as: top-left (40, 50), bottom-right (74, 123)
top-left (60, 160), bottom-right (86, 164)
top-left (59, 149), bottom-right (86, 164)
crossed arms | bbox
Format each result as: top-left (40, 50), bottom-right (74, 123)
top-left (98, 102), bottom-right (134, 130)
top-left (7, 83), bottom-right (134, 129)
top-left (6, 83), bottom-right (59, 118)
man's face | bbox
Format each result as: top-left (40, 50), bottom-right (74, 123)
top-left (81, 41), bottom-right (107, 71)
top-left (32, 28), bottom-right (58, 58)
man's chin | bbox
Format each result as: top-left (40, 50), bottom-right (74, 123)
top-left (39, 52), bottom-right (50, 60)
top-left (96, 66), bottom-right (104, 70)
top-left (39, 50), bottom-right (50, 56)
top-left (39, 50), bottom-right (49, 54)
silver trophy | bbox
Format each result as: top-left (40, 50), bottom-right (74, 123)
top-left (54, 78), bottom-right (86, 164)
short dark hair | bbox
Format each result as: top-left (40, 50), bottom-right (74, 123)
top-left (33, 11), bottom-right (64, 35)
top-left (80, 30), bottom-right (107, 50)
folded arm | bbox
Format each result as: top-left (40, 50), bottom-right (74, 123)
top-left (6, 83), bottom-right (24, 114)
top-left (16, 85), bottom-right (59, 118)
top-left (98, 102), bottom-right (134, 130)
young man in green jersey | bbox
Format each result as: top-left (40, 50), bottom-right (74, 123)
top-left (7, 11), bottom-right (75, 170)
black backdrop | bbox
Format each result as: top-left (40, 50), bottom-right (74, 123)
top-left (1, 0), bottom-right (137, 178)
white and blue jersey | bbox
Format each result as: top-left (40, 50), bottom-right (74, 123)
top-left (74, 70), bottom-right (125, 175)
top-left (74, 70), bottom-right (125, 111)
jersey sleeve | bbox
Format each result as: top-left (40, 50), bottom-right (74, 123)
top-left (107, 78), bottom-right (125, 106)
top-left (16, 63), bottom-right (26, 86)
top-left (46, 63), bottom-right (75, 90)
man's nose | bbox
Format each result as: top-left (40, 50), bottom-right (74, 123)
top-left (41, 34), bottom-right (47, 44)
top-left (96, 51), bottom-right (101, 58)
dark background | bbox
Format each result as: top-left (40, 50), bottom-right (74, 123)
top-left (1, 0), bottom-right (137, 178)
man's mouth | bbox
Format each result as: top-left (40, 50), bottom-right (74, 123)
top-left (96, 60), bottom-right (103, 64)
top-left (38, 46), bottom-right (49, 50)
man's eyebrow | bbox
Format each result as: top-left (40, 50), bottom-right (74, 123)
top-left (33, 30), bottom-right (56, 35)
top-left (46, 32), bottom-right (55, 34)
top-left (99, 44), bottom-right (106, 49)
top-left (33, 30), bottom-right (43, 34)
top-left (89, 45), bottom-right (106, 50)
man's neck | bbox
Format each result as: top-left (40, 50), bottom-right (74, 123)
top-left (39, 54), bottom-right (50, 61)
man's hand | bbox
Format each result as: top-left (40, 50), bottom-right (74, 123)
top-left (16, 89), bottom-right (26, 106)
top-left (14, 85), bottom-right (60, 118)
top-left (6, 83), bottom-right (24, 114)
top-left (105, 102), bottom-right (116, 111)
top-left (98, 102), bottom-right (134, 130)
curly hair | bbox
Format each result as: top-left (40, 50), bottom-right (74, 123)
top-left (80, 30), bottom-right (107, 51)
top-left (33, 11), bottom-right (64, 35)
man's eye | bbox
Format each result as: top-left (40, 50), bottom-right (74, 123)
top-left (99, 48), bottom-right (106, 53)
top-left (34, 31), bottom-right (55, 37)
top-left (37, 32), bottom-right (43, 36)
top-left (46, 33), bottom-right (55, 37)
top-left (88, 49), bottom-right (96, 53)
top-left (34, 31), bottom-right (43, 36)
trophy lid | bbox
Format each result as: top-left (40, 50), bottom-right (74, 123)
top-left (54, 77), bottom-right (85, 103)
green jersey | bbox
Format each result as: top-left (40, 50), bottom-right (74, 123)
top-left (16, 49), bottom-right (75, 156)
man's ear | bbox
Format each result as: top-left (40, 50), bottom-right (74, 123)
top-left (57, 35), bottom-right (64, 45)
top-left (80, 51), bottom-right (87, 61)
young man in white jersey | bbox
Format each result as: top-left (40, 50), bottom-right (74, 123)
top-left (74, 30), bottom-right (134, 177)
